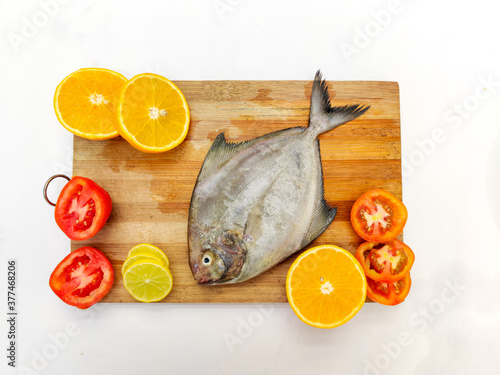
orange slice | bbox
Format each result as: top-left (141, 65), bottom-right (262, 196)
top-left (286, 245), bottom-right (367, 329)
top-left (116, 73), bottom-right (190, 153)
top-left (54, 68), bottom-right (127, 140)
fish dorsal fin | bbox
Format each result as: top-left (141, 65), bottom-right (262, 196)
top-left (197, 128), bottom-right (305, 182)
top-left (196, 133), bottom-right (253, 182)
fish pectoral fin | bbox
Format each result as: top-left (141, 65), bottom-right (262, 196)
top-left (300, 198), bottom-right (337, 248)
top-left (243, 203), bottom-right (265, 246)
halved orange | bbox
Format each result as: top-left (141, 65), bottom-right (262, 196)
top-left (54, 68), bottom-right (127, 140)
top-left (286, 245), bottom-right (367, 329)
top-left (116, 73), bottom-right (190, 153)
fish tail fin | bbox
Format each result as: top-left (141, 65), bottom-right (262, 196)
top-left (308, 70), bottom-right (370, 137)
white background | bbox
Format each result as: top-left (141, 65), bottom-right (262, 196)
top-left (1, 0), bottom-right (500, 374)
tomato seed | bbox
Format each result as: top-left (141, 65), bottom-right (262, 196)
top-left (73, 198), bottom-right (96, 231)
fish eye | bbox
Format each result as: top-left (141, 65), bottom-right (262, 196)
top-left (202, 253), bottom-right (213, 266)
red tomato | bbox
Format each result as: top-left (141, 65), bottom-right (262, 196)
top-left (366, 272), bottom-right (411, 306)
top-left (350, 189), bottom-right (407, 242)
top-left (49, 247), bottom-right (114, 309)
top-left (54, 176), bottom-right (112, 240)
top-left (355, 239), bottom-right (414, 283)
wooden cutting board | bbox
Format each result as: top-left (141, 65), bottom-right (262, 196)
top-left (71, 80), bottom-right (401, 303)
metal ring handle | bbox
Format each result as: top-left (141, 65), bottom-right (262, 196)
top-left (43, 174), bottom-right (71, 206)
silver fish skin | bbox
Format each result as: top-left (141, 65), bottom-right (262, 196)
top-left (188, 71), bottom-right (369, 285)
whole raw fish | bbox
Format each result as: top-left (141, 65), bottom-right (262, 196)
top-left (188, 71), bottom-right (369, 284)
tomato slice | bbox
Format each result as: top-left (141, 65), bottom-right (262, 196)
top-left (355, 239), bottom-right (414, 283)
top-left (49, 247), bottom-right (114, 309)
top-left (366, 272), bottom-right (411, 306)
top-left (54, 176), bottom-right (112, 240)
top-left (350, 189), bottom-right (407, 242)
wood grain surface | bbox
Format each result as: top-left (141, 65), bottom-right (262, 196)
top-left (71, 80), bottom-right (401, 303)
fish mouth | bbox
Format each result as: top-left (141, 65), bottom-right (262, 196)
top-left (197, 276), bottom-right (229, 285)
top-left (196, 277), bottom-right (212, 285)
top-left (191, 263), bottom-right (215, 285)
top-left (193, 265), bottom-right (223, 285)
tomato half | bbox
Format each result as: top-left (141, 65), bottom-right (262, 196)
top-left (350, 189), bottom-right (407, 242)
top-left (366, 272), bottom-right (411, 306)
top-left (49, 247), bottom-right (114, 309)
top-left (355, 239), bottom-right (414, 283)
top-left (54, 176), bottom-right (112, 240)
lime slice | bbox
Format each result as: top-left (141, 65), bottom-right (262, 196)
top-left (121, 255), bottom-right (167, 276)
top-left (123, 261), bottom-right (173, 303)
top-left (127, 243), bottom-right (169, 267)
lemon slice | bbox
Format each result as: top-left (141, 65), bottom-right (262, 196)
top-left (121, 255), bottom-right (166, 276)
top-left (123, 261), bottom-right (173, 303)
top-left (117, 73), bottom-right (190, 153)
top-left (127, 243), bottom-right (169, 267)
